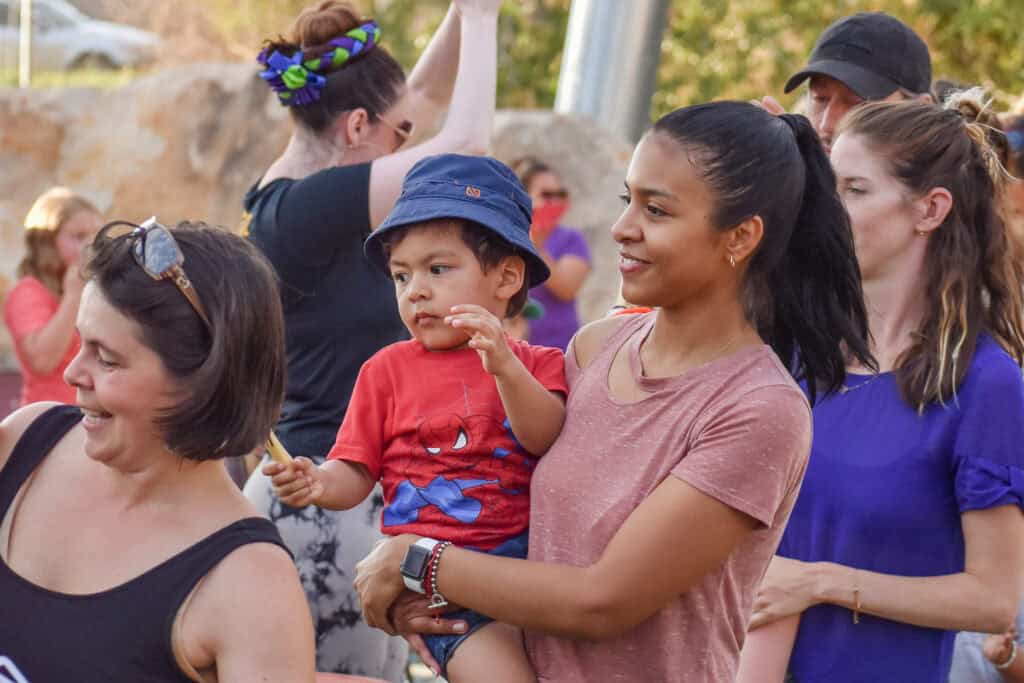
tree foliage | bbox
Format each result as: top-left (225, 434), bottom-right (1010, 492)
top-left (201, 0), bottom-right (1024, 118)
top-left (657, 0), bottom-right (1024, 115)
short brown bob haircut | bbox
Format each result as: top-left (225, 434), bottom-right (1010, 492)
top-left (84, 221), bottom-right (286, 461)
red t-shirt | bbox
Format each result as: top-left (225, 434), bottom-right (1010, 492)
top-left (3, 277), bottom-right (79, 406)
top-left (327, 338), bottom-right (567, 550)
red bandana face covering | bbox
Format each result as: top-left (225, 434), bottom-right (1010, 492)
top-left (530, 200), bottom-right (568, 242)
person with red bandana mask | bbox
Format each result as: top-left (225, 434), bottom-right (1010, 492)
top-left (513, 158), bottom-right (592, 350)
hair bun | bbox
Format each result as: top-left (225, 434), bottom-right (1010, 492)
top-left (942, 87), bottom-right (1012, 183)
top-left (943, 86), bottom-right (989, 123)
top-left (291, 1), bottom-right (365, 48)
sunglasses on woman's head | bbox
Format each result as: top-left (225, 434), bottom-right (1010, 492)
top-left (540, 189), bottom-right (569, 201)
top-left (97, 217), bottom-right (211, 328)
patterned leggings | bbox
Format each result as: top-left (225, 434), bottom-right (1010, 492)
top-left (244, 460), bottom-right (409, 681)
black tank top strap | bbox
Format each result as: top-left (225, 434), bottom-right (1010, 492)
top-left (152, 517), bottom-right (291, 668)
top-left (157, 516), bottom-right (293, 614)
top-left (0, 404), bottom-right (81, 518)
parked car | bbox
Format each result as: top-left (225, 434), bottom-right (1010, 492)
top-left (0, 0), bottom-right (160, 71)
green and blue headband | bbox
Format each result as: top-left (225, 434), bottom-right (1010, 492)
top-left (258, 21), bottom-right (381, 107)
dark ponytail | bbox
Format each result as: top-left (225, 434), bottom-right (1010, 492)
top-left (652, 102), bottom-right (874, 403)
top-left (771, 114), bottom-right (875, 402)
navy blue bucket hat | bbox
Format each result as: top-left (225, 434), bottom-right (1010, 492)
top-left (364, 154), bottom-right (550, 287)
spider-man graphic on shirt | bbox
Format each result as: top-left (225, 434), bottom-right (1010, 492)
top-left (326, 338), bottom-right (567, 550)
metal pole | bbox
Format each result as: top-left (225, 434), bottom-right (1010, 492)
top-left (18, 0), bottom-right (31, 87)
top-left (555, 0), bottom-right (670, 142)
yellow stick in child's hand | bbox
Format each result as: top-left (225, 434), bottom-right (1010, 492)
top-left (266, 431), bottom-right (293, 465)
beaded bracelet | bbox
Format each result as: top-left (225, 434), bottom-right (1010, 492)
top-left (427, 541), bottom-right (453, 610)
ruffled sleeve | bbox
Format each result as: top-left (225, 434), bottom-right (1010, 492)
top-left (952, 339), bottom-right (1024, 513)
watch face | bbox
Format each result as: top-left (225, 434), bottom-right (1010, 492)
top-left (400, 544), bottom-right (431, 580)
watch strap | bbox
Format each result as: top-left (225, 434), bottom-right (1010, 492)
top-left (401, 538), bottom-right (440, 594)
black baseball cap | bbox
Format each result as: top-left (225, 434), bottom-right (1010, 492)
top-left (785, 12), bottom-right (931, 100)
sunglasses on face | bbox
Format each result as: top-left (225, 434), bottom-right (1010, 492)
top-left (377, 114), bottom-right (414, 151)
top-left (96, 217), bottom-right (211, 328)
top-left (539, 189), bottom-right (569, 201)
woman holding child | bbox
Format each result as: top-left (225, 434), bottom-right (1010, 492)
top-left (241, 0), bottom-right (501, 677)
top-left (268, 154), bottom-right (568, 681)
top-left (333, 100), bottom-right (875, 681)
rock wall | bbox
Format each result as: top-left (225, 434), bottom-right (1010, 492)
top-left (0, 64), bottom-right (630, 367)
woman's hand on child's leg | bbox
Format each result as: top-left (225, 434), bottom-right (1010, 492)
top-left (390, 591), bottom-right (468, 677)
top-left (391, 591), bottom-right (469, 637)
top-left (263, 456), bottom-right (323, 507)
top-left (446, 304), bottom-right (517, 377)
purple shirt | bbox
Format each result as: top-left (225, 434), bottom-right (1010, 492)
top-left (777, 334), bottom-right (1024, 683)
top-left (529, 225), bottom-right (590, 350)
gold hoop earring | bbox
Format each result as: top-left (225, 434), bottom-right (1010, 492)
top-left (728, 254), bottom-right (736, 268)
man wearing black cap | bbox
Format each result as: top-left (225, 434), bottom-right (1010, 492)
top-left (763, 12), bottom-right (932, 154)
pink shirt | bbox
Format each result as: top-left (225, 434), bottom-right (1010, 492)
top-left (3, 277), bottom-right (78, 405)
top-left (526, 313), bottom-right (812, 682)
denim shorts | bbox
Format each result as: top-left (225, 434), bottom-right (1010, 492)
top-left (422, 532), bottom-right (529, 677)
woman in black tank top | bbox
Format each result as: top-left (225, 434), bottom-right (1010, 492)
top-left (0, 223), bottom-right (315, 682)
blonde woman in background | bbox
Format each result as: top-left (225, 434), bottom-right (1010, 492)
top-left (3, 188), bottom-right (102, 405)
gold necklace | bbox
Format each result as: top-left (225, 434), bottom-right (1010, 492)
top-left (839, 373), bottom-right (882, 394)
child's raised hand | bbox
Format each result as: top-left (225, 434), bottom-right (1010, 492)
top-left (263, 456), bottom-right (324, 507)
top-left (446, 304), bottom-right (515, 376)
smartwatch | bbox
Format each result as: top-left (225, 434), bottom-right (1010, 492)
top-left (400, 538), bottom-right (440, 594)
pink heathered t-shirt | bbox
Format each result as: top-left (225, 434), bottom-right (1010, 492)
top-left (525, 312), bottom-right (812, 683)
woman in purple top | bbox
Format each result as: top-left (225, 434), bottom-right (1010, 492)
top-left (513, 158), bottom-right (592, 350)
top-left (740, 93), bottom-right (1024, 682)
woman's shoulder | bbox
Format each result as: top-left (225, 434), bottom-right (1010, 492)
top-left (5, 276), bottom-right (51, 303)
top-left (569, 312), bottom-right (648, 369)
top-left (0, 402), bottom-right (69, 471)
top-left (174, 524), bottom-right (312, 678)
top-left (553, 224), bottom-right (587, 240)
top-left (246, 163), bottom-right (375, 269)
top-left (694, 349), bottom-right (812, 444)
top-left (962, 334), bottom-right (1024, 397)
top-left (715, 353), bottom-right (811, 420)
top-left (187, 518), bottom-right (301, 601)
top-left (551, 225), bottom-right (591, 255)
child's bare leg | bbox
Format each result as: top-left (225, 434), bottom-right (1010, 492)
top-left (444, 621), bottom-right (536, 683)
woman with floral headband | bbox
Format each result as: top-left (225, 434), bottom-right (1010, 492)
top-left (240, 1), bottom-right (501, 678)
top-left (4, 187), bottom-right (102, 406)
